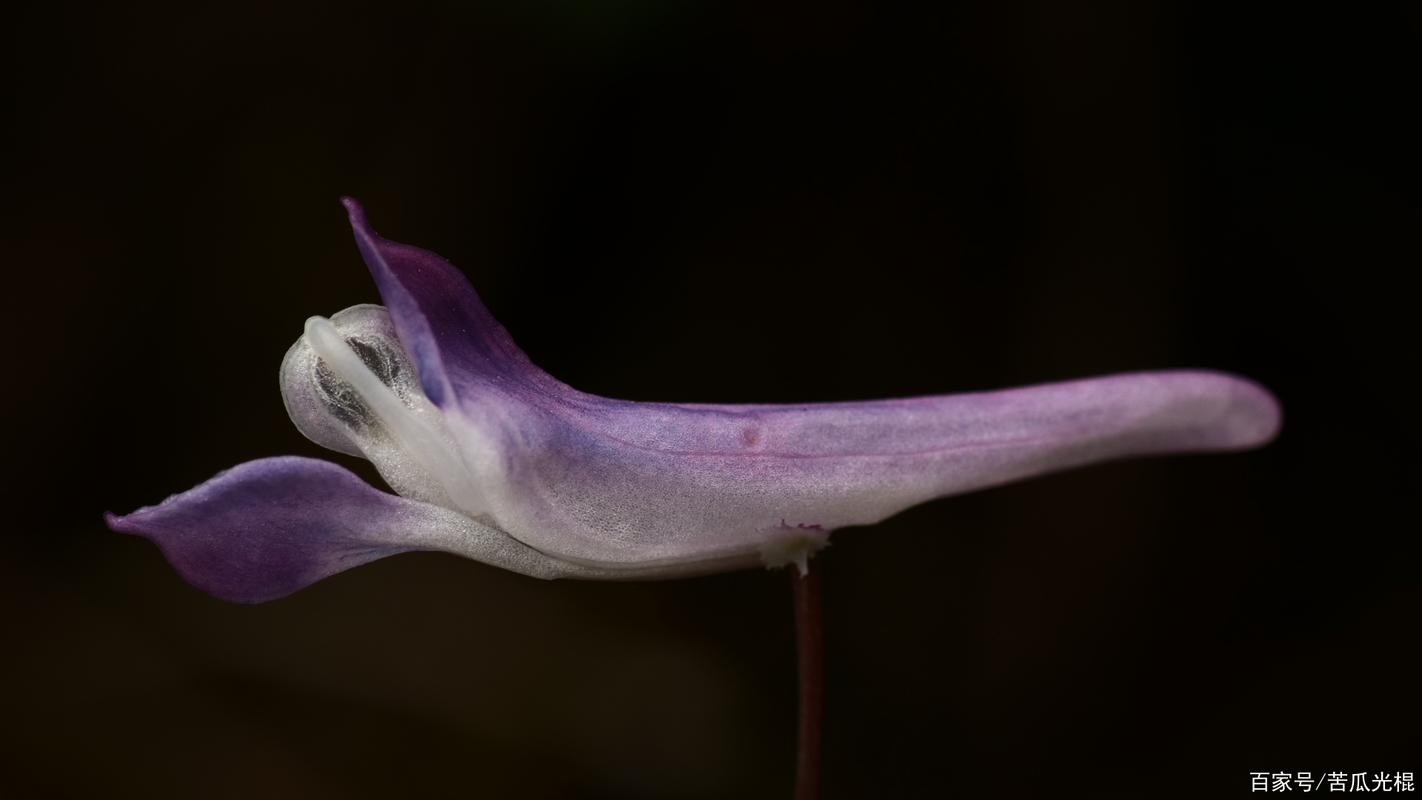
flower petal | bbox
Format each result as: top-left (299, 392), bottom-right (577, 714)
top-left (341, 198), bottom-right (566, 410)
top-left (108, 457), bottom-right (756, 602)
top-left (335, 203), bottom-right (1280, 572)
top-left (104, 456), bottom-right (674, 602)
top-left (279, 304), bottom-right (485, 514)
top-left (492, 370), bottom-right (1280, 569)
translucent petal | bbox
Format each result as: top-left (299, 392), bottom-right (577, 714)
top-left (106, 457), bottom-right (757, 601)
top-left (279, 304), bottom-right (480, 513)
top-left (339, 199), bottom-right (1281, 572)
top-left (108, 201), bottom-right (1282, 604)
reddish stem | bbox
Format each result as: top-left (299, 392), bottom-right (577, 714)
top-left (792, 564), bottom-right (823, 800)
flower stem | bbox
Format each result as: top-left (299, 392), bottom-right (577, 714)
top-left (792, 562), bottom-right (823, 800)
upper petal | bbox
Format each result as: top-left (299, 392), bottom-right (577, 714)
top-left (341, 198), bottom-right (568, 409)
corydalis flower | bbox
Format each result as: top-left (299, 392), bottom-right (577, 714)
top-left (106, 199), bottom-right (1281, 602)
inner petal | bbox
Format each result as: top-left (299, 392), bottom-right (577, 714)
top-left (280, 304), bottom-right (486, 516)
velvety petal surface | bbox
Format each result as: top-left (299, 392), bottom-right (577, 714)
top-left (337, 201), bottom-right (1280, 572)
top-left (495, 370), bottom-right (1280, 568)
top-left (279, 304), bottom-right (481, 513)
top-left (108, 203), bottom-right (1281, 602)
top-left (104, 457), bottom-right (698, 602)
top-left (341, 198), bottom-right (568, 408)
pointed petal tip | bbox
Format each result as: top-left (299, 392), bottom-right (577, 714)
top-left (341, 196), bottom-right (382, 246)
top-left (104, 506), bottom-right (283, 604)
top-left (106, 507), bottom-right (157, 530)
top-left (105, 506), bottom-right (163, 538)
top-left (343, 196), bottom-right (392, 247)
top-left (101, 458), bottom-right (423, 604)
top-left (102, 510), bottom-right (129, 534)
top-left (339, 195), bottom-right (365, 222)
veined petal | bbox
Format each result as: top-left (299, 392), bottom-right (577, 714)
top-left (279, 304), bottom-right (486, 515)
top-left (340, 198), bottom-right (568, 408)
top-left (336, 202), bottom-right (1281, 573)
top-left (104, 457), bottom-right (715, 602)
top-left (495, 371), bottom-right (1280, 568)
top-left (108, 205), bottom-right (1281, 602)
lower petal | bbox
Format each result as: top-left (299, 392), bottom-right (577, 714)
top-left (107, 457), bottom-right (566, 602)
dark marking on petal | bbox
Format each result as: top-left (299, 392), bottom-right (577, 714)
top-left (347, 337), bottom-right (403, 387)
top-left (312, 336), bottom-right (406, 432)
top-left (314, 359), bottom-right (375, 430)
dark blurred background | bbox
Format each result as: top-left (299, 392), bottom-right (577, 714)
top-left (5, 1), bottom-right (1418, 797)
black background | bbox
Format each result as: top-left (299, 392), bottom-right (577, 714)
top-left (6, 1), bottom-right (1418, 797)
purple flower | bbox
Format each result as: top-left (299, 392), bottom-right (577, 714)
top-left (106, 199), bottom-right (1281, 603)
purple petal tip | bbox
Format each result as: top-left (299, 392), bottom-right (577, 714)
top-left (340, 196), bottom-right (374, 236)
top-left (103, 458), bottom-right (420, 603)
